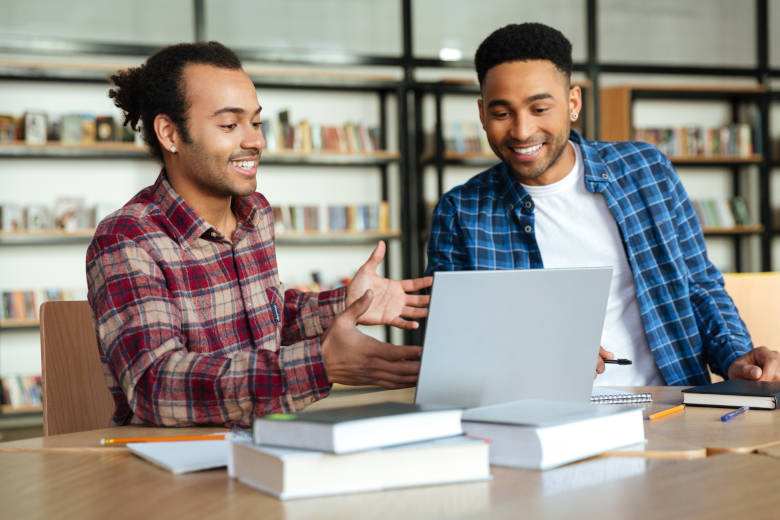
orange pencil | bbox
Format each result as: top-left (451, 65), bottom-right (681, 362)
top-left (648, 404), bottom-right (685, 421)
top-left (100, 434), bottom-right (227, 445)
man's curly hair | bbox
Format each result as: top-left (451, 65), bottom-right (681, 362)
top-left (475, 23), bottom-right (573, 88)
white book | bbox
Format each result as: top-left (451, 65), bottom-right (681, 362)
top-left (228, 436), bottom-right (490, 500)
top-left (462, 399), bottom-right (646, 470)
top-left (127, 439), bottom-right (229, 474)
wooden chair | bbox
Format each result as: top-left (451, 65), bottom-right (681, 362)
top-left (39, 300), bottom-right (115, 436)
top-left (723, 272), bottom-right (780, 348)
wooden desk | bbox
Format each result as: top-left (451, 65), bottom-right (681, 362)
top-left (1, 449), bottom-right (779, 518)
top-left (2, 386), bottom-right (780, 459)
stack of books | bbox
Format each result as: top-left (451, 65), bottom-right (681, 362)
top-left (228, 402), bottom-right (490, 500)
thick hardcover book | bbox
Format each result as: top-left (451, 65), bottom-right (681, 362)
top-left (682, 380), bottom-right (780, 409)
top-left (253, 402), bottom-right (462, 454)
top-left (228, 436), bottom-right (490, 500)
top-left (461, 399), bottom-right (645, 470)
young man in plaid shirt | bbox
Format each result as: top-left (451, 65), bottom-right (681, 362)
top-left (427, 23), bottom-right (780, 387)
top-left (87, 42), bottom-right (431, 428)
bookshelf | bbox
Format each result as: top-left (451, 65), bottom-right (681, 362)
top-left (599, 84), bottom-right (769, 273)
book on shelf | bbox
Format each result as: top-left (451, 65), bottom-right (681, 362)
top-left (263, 109), bottom-right (382, 154)
top-left (271, 202), bottom-right (390, 235)
top-left (634, 123), bottom-right (755, 158)
top-left (682, 380), bottom-right (780, 409)
top-left (691, 197), bottom-right (752, 228)
top-left (0, 375), bottom-right (42, 408)
top-left (1, 288), bottom-right (85, 321)
top-left (253, 402), bottom-right (463, 454)
top-left (461, 399), bottom-right (645, 470)
top-left (0, 200), bottom-right (117, 234)
top-left (229, 435), bottom-right (490, 500)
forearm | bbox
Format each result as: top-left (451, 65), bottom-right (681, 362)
top-left (281, 286), bottom-right (346, 343)
top-left (122, 337), bottom-right (330, 427)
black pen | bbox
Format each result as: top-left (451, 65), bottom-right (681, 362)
top-left (603, 358), bottom-right (632, 365)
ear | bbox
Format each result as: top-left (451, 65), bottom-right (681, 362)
top-left (569, 85), bottom-right (583, 121)
top-left (477, 98), bottom-right (486, 130)
top-left (154, 114), bottom-right (179, 154)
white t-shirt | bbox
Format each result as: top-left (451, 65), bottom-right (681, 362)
top-left (520, 142), bottom-right (664, 386)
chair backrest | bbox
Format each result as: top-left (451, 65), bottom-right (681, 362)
top-left (723, 272), bottom-right (780, 348)
top-left (39, 300), bottom-right (115, 436)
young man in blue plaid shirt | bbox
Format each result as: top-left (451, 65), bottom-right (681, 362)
top-left (426, 23), bottom-right (780, 386)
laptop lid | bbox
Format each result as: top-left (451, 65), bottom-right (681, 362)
top-left (414, 267), bottom-right (612, 408)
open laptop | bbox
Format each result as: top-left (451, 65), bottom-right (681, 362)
top-left (414, 267), bottom-right (612, 408)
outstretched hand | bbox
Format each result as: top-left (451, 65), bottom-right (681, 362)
top-left (727, 346), bottom-right (780, 381)
top-left (322, 289), bottom-right (422, 388)
top-left (346, 241), bottom-right (433, 330)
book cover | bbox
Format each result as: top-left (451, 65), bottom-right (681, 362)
top-left (128, 439), bottom-right (229, 474)
top-left (254, 401), bottom-right (462, 454)
top-left (229, 435), bottom-right (489, 500)
top-left (462, 399), bottom-right (645, 470)
top-left (682, 380), bottom-right (780, 409)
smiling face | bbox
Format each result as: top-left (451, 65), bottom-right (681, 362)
top-left (478, 59), bottom-right (581, 186)
top-left (173, 63), bottom-right (265, 201)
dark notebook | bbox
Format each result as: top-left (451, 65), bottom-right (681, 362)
top-left (682, 380), bottom-right (780, 409)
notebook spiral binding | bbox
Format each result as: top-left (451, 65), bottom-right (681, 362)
top-left (590, 393), bottom-right (652, 404)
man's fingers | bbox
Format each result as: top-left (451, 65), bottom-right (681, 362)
top-left (362, 241), bottom-right (386, 271)
top-left (401, 276), bottom-right (433, 292)
top-left (388, 317), bottom-right (420, 330)
top-left (370, 343), bottom-right (422, 361)
top-left (741, 363), bottom-right (762, 380)
top-left (403, 294), bottom-right (430, 308)
top-left (343, 289), bottom-right (373, 322)
top-left (401, 306), bottom-right (428, 319)
top-left (372, 358), bottom-right (421, 377)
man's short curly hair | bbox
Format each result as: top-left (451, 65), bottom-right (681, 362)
top-left (475, 23), bottom-right (573, 87)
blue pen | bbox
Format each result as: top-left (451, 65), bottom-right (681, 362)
top-left (721, 406), bottom-right (749, 422)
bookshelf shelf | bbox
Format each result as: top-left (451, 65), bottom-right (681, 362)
top-left (669, 155), bottom-right (762, 165)
top-left (0, 404), bottom-right (42, 415)
top-left (0, 230), bottom-right (95, 245)
top-left (701, 225), bottom-right (764, 236)
top-left (0, 319), bottom-right (39, 330)
top-left (0, 229), bottom-right (400, 246)
top-left (275, 230), bottom-right (401, 245)
top-left (0, 142), bottom-right (399, 165)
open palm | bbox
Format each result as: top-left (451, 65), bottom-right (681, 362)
top-left (346, 241), bottom-right (432, 329)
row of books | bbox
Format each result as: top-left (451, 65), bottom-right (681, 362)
top-left (442, 121), bottom-right (490, 154)
top-left (0, 112), bottom-right (141, 146)
top-left (633, 124), bottom-right (757, 158)
top-left (1, 288), bottom-right (84, 321)
top-left (0, 200), bottom-right (116, 233)
top-left (288, 272), bottom-right (350, 293)
top-left (0, 375), bottom-right (42, 409)
top-left (692, 197), bottom-right (753, 228)
top-left (263, 110), bottom-right (381, 153)
top-left (271, 202), bottom-right (390, 234)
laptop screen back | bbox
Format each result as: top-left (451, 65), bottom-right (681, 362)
top-left (414, 267), bottom-right (612, 408)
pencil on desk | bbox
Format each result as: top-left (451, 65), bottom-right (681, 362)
top-left (648, 404), bottom-right (685, 421)
top-left (100, 434), bottom-right (227, 445)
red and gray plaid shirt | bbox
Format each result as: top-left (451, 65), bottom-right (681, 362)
top-left (86, 171), bottom-right (344, 427)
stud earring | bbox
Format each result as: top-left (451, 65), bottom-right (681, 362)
top-left (170, 146), bottom-right (177, 153)
top-left (571, 113), bottom-right (579, 120)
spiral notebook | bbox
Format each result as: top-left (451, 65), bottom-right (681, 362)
top-left (591, 387), bottom-right (652, 404)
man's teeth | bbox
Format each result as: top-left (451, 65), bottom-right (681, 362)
top-left (514, 143), bottom-right (542, 154)
top-left (231, 160), bottom-right (255, 169)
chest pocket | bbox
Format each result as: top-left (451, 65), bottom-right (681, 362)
top-left (252, 284), bottom-right (283, 352)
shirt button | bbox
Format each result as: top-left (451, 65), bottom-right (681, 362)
top-left (508, 204), bottom-right (514, 211)
top-left (524, 201), bottom-right (532, 209)
top-left (524, 225), bottom-right (532, 233)
top-left (601, 173), bottom-right (608, 180)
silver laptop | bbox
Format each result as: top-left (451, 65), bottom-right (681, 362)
top-left (414, 267), bottom-right (612, 408)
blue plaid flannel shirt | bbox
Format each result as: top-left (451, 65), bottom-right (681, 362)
top-left (426, 131), bottom-right (752, 385)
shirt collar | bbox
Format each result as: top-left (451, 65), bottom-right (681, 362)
top-left (150, 170), bottom-right (259, 246)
